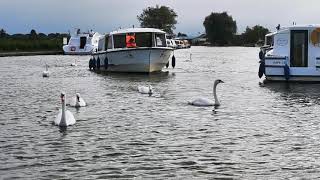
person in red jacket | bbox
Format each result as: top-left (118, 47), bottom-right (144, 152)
top-left (126, 33), bottom-right (136, 48)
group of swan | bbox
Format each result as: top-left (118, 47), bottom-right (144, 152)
top-left (188, 79), bottom-right (224, 107)
top-left (54, 79), bottom-right (222, 127)
top-left (54, 92), bottom-right (86, 127)
top-left (42, 59), bottom-right (77, 78)
top-left (137, 79), bottom-right (224, 107)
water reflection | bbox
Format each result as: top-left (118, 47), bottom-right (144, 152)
top-left (263, 82), bottom-right (320, 106)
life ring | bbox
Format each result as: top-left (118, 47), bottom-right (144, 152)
top-left (97, 57), bottom-right (100, 70)
top-left (104, 57), bottom-right (109, 70)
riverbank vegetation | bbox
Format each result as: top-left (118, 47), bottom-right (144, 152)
top-left (1, 7), bottom-right (271, 52)
top-left (0, 29), bottom-right (67, 52)
top-left (138, 6), bottom-right (270, 46)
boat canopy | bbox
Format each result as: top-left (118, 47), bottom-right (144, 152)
top-left (110, 28), bottom-right (166, 35)
top-left (104, 28), bottom-right (167, 50)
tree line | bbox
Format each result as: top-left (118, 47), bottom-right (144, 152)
top-left (1, 5), bottom-right (270, 52)
top-left (137, 6), bottom-right (270, 46)
top-left (0, 29), bottom-right (67, 52)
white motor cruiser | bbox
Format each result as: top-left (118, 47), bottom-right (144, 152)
top-left (63, 29), bottom-right (104, 55)
top-left (89, 28), bottom-right (174, 73)
top-left (259, 24), bottom-right (320, 82)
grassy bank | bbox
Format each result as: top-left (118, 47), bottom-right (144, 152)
top-left (0, 29), bottom-right (69, 53)
top-left (0, 37), bottom-right (65, 52)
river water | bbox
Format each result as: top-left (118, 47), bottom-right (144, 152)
top-left (1, 47), bottom-right (320, 179)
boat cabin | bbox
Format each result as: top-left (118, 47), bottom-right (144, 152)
top-left (98, 28), bottom-right (168, 51)
top-left (260, 25), bottom-right (320, 81)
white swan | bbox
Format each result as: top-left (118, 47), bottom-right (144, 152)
top-left (70, 93), bottom-right (86, 107)
top-left (70, 59), bottom-right (77, 66)
top-left (188, 79), bottom-right (224, 107)
top-left (42, 64), bottom-right (49, 77)
top-left (54, 92), bottom-right (76, 126)
top-left (138, 85), bottom-right (153, 96)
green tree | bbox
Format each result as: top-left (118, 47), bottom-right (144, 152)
top-left (0, 29), bottom-right (7, 38)
top-left (203, 12), bottom-right (237, 46)
top-left (242, 25), bottom-right (269, 45)
top-left (137, 5), bottom-right (177, 34)
top-left (30, 29), bottom-right (37, 39)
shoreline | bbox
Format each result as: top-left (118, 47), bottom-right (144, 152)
top-left (0, 51), bottom-right (64, 57)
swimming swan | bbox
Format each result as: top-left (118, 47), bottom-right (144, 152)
top-left (70, 59), bottom-right (77, 66)
top-left (138, 85), bottom-right (153, 96)
top-left (188, 79), bottom-right (224, 107)
top-left (70, 93), bottom-right (86, 107)
top-left (42, 64), bottom-right (49, 77)
top-left (54, 92), bottom-right (76, 126)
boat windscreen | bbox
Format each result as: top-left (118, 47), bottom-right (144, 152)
top-left (155, 33), bottom-right (166, 47)
top-left (135, 33), bottom-right (152, 47)
top-left (114, 34), bottom-right (126, 48)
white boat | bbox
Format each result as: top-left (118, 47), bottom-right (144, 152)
top-left (89, 28), bottom-right (174, 73)
top-left (63, 29), bottom-right (104, 55)
top-left (259, 24), bottom-right (320, 82)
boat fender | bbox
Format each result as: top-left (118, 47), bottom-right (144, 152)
top-left (259, 50), bottom-right (264, 60)
top-left (172, 55), bottom-right (176, 68)
top-left (258, 61), bottom-right (265, 78)
top-left (97, 57), bottom-right (100, 70)
top-left (92, 57), bottom-right (96, 70)
top-left (284, 63), bottom-right (290, 80)
top-left (89, 58), bottom-right (93, 70)
top-left (104, 57), bottom-right (108, 70)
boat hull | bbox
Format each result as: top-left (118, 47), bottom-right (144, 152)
top-left (63, 45), bottom-right (95, 55)
top-left (91, 48), bottom-right (173, 73)
top-left (264, 58), bottom-right (320, 82)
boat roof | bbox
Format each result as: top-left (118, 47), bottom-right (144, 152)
top-left (269, 24), bottom-right (320, 35)
top-left (110, 28), bottom-right (166, 35)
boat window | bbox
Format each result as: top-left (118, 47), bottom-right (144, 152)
top-left (135, 33), bottom-right (152, 47)
top-left (80, 37), bottom-right (86, 49)
top-left (68, 38), bottom-right (78, 45)
top-left (265, 35), bottom-right (274, 46)
top-left (155, 33), bottom-right (166, 47)
top-left (113, 34), bottom-right (126, 48)
top-left (126, 33), bottom-right (137, 48)
top-left (107, 36), bottom-right (113, 49)
top-left (103, 35), bottom-right (109, 51)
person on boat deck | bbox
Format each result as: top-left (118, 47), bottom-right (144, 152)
top-left (126, 33), bottom-right (137, 48)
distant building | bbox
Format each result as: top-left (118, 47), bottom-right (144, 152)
top-left (191, 34), bottom-right (209, 46)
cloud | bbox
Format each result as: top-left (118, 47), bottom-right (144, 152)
top-left (1, 0), bottom-right (320, 35)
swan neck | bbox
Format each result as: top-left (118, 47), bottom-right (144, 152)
top-left (60, 99), bottom-right (67, 126)
top-left (213, 83), bottom-right (220, 105)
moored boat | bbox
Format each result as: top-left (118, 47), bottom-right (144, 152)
top-left (259, 24), bottom-right (320, 82)
top-left (89, 28), bottom-right (174, 73)
top-left (63, 29), bottom-right (104, 55)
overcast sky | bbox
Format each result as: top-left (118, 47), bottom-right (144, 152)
top-left (1, 0), bottom-right (319, 36)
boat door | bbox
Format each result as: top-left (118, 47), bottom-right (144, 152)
top-left (290, 30), bottom-right (308, 67)
top-left (80, 37), bottom-right (87, 49)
